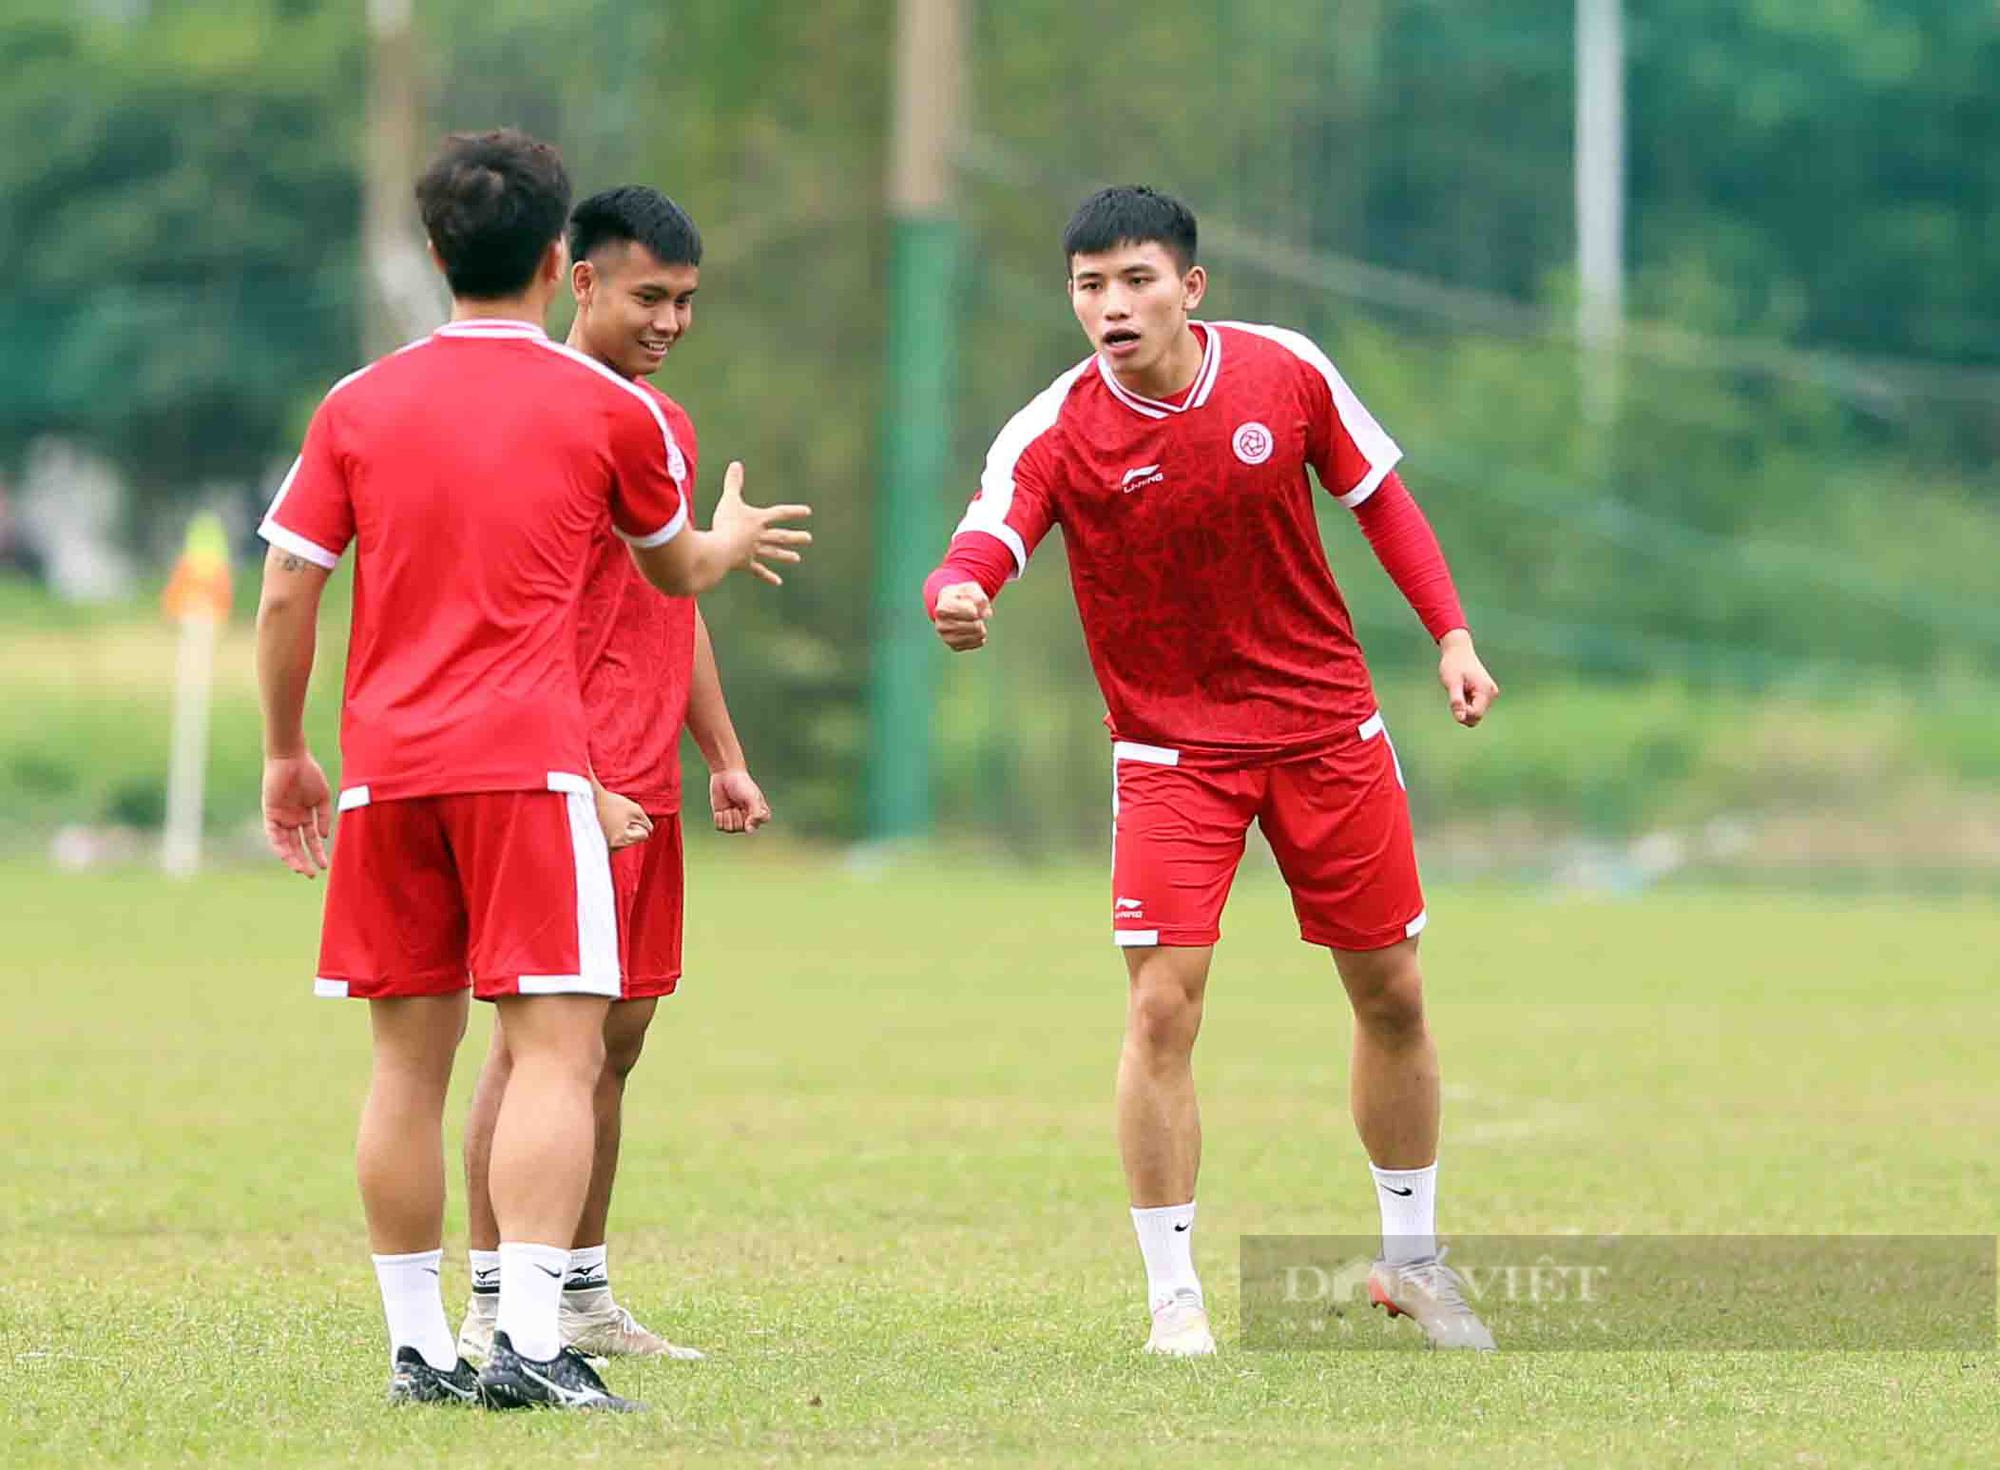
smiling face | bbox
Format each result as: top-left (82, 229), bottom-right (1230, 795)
top-left (570, 240), bottom-right (699, 379)
top-left (1066, 241), bottom-right (1207, 389)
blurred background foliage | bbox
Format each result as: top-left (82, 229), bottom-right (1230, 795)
top-left (1, 0), bottom-right (1994, 873)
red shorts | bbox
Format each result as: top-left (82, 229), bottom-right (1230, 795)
top-left (1110, 712), bottom-right (1426, 952)
top-left (314, 785), bottom-right (620, 1001)
top-left (612, 812), bottom-right (684, 999)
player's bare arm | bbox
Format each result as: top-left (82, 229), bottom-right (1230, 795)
top-left (931, 581), bottom-right (994, 652)
top-left (685, 605), bottom-right (770, 833)
top-left (630, 460), bottom-right (810, 596)
top-left (1437, 628), bottom-right (1499, 728)
top-left (254, 544), bottom-right (333, 876)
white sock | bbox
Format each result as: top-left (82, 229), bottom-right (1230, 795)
top-left (1371, 1162), bottom-right (1439, 1264)
top-left (468, 1248), bottom-right (500, 1312)
top-left (565, 1243), bottom-right (610, 1296)
top-left (371, 1248), bottom-right (456, 1370)
top-left (1130, 1202), bottom-right (1202, 1310)
top-left (496, 1241), bottom-right (570, 1361)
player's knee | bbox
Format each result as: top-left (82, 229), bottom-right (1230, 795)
top-left (1127, 980), bottom-right (1202, 1054)
top-left (515, 1028), bottom-right (606, 1090)
top-left (1350, 969), bottom-right (1426, 1040)
top-left (602, 1030), bottom-right (648, 1082)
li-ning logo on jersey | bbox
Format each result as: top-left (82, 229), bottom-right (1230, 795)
top-left (1119, 464), bottom-right (1165, 493)
top-left (1232, 422), bottom-right (1274, 465)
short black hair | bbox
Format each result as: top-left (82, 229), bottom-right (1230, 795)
top-left (568, 186), bottom-right (703, 271)
top-left (415, 129), bottom-right (572, 300)
top-left (1062, 186), bottom-right (1198, 272)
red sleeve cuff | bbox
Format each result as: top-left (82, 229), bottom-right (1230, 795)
top-left (922, 530), bottom-right (1016, 619)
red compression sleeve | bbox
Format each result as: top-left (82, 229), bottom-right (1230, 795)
top-left (922, 531), bottom-right (1015, 618)
top-left (1351, 472), bottom-right (1468, 641)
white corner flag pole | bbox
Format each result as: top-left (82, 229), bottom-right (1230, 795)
top-left (162, 610), bottom-right (219, 879)
top-left (160, 510), bottom-right (232, 879)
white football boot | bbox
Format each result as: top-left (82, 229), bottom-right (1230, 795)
top-left (560, 1288), bottom-right (706, 1361)
top-left (1368, 1250), bottom-right (1497, 1351)
top-left (1143, 1289), bottom-right (1217, 1357)
top-left (456, 1292), bottom-right (498, 1364)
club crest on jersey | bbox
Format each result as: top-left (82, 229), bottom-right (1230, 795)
top-left (1232, 422), bottom-right (1274, 465)
top-left (1118, 463), bottom-right (1165, 493)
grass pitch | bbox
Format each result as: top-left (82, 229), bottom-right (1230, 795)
top-left (2, 847), bottom-right (1995, 1467)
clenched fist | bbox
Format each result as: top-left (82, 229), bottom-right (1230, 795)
top-left (932, 582), bottom-right (993, 652)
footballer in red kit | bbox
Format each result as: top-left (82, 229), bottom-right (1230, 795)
top-left (924, 187), bottom-right (1501, 1354)
top-left (254, 133), bottom-right (809, 1411)
top-left (263, 310), bottom-right (691, 1001)
top-left (456, 187), bottom-right (770, 1367)
top-left (575, 384), bottom-right (702, 998)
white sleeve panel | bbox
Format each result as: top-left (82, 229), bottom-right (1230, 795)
top-left (1220, 321), bottom-right (1403, 506)
top-left (955, 358), bottom-right (1092, 578)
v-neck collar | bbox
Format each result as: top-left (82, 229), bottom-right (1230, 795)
top-left (1096, 322), bottom-right (1223, 420)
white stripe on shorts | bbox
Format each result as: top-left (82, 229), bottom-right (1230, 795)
top-left (1111, 740), bottom-right (1180, 766)
top-left (559, 790), bottom-right (622, 997)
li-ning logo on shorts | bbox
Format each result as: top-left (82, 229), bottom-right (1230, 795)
top-left (1119, 464), bottom-right (1165, 493)
top-left (1232, 422), bottom-right (1274, 465)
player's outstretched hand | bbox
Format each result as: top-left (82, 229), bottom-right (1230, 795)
top-left (932, 582), bottom-right (993, 652)
top-left (1437, 629), bottom-right (1499, 728)
top-left (710, 767), bottom-right (771, 834)
top-left (262, 751), bottom-right (332, 877)
top-left (593, 781), bottom-right (654, 851)
top-left (712, 460), bottom-right (811, 586)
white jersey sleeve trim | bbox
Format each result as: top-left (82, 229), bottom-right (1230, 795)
top-left (615, 496), bottom-right (689, 549)
top-left (1336, 460), bottom-right (1397, 509)
top-left (258, 458), bottom-right (343, 566)
top-left (258, 517), bottom-right (341, 571)
top-left (1219, 321), bottom-right (1403, 505)
top-left (956, 358), bottom-right (1092, 578)
top-left (257, 338), bottom-right (430, 569)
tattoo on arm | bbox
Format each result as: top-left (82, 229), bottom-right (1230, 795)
top-left (278, 554), bottom-right (306, 573)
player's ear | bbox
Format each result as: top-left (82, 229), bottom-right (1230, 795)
top-left (541, 236), bottom-right (569, 288)
top-left (1182, 264), bottom-right (1207, 313)
top-left (570, 257), bottom-right (595, 305)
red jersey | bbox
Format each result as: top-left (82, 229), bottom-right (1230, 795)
top-left (574, 382), bottom-right (699, 813)
top-left (952, 321), bottom-right (1403, 764)
top-left (259, 318), bottom-right (691, 803)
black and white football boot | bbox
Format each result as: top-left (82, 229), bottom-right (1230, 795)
top-left (476, 1330), bottom-right (644, 1412)
top-left (386, 1346), bottom-right (480, 1405)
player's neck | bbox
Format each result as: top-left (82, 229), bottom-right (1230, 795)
top-left (563, 327), bottom-right (646, 384)
top-left (1106, 323), bottom-right (1204, 402)
top-left (448, 295), bottom-right (548, 329)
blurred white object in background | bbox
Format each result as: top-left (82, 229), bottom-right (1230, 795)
top-left (15, 438), bottom-right (136, 603)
